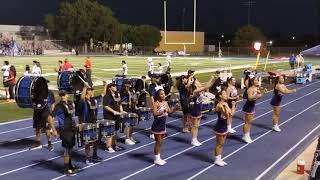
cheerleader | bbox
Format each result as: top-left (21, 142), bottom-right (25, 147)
top-left (214, 88), bottom-right (236, 166)
top-left (120, 82), bottom-right (136, 145)
top-left (242, 76), bottom-right (264, 143)
top-left (188, 75), bottom-right (216, 146)
top-left (152, 87), bottom-right (175, 165)
top-left (103, 83), bottom-right (125, 153)
top-left (270, 75), bottom-right (296, 132)
top-left (79, 85), bottom-right (102, 165)
top-left (225, 77), bottom-right (239, 133)
top-left (52, 91), bottom-right (78, 176)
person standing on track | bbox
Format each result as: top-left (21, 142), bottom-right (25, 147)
top-left (242, 76), bottom-right (264, 143)
top-left (84, 57), bottom-right (92, 86)
top-left (270, 75), bottom-right (296, 132)
top-left (176, 75), bottom-right (192, 133)
top-left (152, 87), bottom-right (175, 165)
top-left (188, 75), bottom-right (215, 146)
top-left (52, 91), bottom-right (78, 176)
top-left (225, 77), bottom-right (239, 133)
top-left (213, 88), bottom-right (236, 166)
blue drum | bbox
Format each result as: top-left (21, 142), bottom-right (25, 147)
top-left (137, 107), bottom-right (152, 121)
top-left (58, 71), bottom-right (84, 93)
top-left (82, 123), bottom-right (98, 144)
top-left (15, 76), bottom-right (48, 109)
top-left (98, 120), bottom-right (115, 138)
top-left (121, 113), bottom-right (138, 127)
top-left (112, 77), bottom-right (124, 91)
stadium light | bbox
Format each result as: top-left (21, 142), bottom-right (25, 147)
top-left (254, 42), bottom-right (261, 51)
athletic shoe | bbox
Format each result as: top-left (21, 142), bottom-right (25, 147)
top-left (130, 137), bottom-right (136, 143)
top-left (64, 169), bottom-right (77, 176)
top-left (113, 145), bottom-right (123, 151)
top-left (48, 145), bottom-right (54, 152)
top-left (228, 128), bottom-right (236, 134)
top-left (182, 127), bottom-right (190, 133)
top-left (149, 134), bottom-right (155, 139)
top-left (154, 159), bottom-right (166, 166)
top-left (242, 136), bottom-right (253, 144)
top-left (125, 139), bottom-right (135, 145)
top-left (105, 147), bottom-right (115, 153)
top-left (214, 159), bottom-right (226, 167)
top-left (85, 159), bottom-right (94, 166)
top-left (191, 139), bottom-right (202, 146)
top-left (29, 142), bottom-right (42, 150)
top-left (273, 125), bottom-right (281, 132)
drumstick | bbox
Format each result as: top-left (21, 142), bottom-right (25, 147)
top-left (76, 74), bottom-right (91, 88)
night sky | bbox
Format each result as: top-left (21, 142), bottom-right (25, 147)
top-left (0, 0), bottom-right (318, 36)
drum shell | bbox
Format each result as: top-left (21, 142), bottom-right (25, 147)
top-left (137, 107), bottom-right (152, 121)
top-left (81, 123), bottom-right (98, 144)
top-left (98, 120), bottom-right (115, 138)
top-left (120, 113), bottom-right (138, 127)
top-left (15, 76), bottom-right (48, 109)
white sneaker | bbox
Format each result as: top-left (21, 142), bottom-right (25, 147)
top-left (182, 127), bottom-right (190, 133)
top-left (154, 159), bottom-right (166, 166)
top-left (273, 125), bottom-right (281, 132)
top-left (228, 128), bottom-right (236, 134)
top-left (242, 136), bottom-right (253, 144)
top-left (191, 139), bottom-right (202, 146)
top-left (130, 137), bottom-right (136, 143)
top-left (105, 147), bottom-right (115, 153)
top-left (85, 159), bottom-right (94, 165)
top-left (150, 134), bottom-right (155, 139)
top-left (125, 139), bottom-right (135, 145)
top-left (214, 159), bottom-right (226, 167)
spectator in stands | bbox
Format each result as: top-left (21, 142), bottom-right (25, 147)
top-left (62, 59), bottom-right (74, 71)
top-left (1, 60), bottom-right (10, 99)
top-left (289, 54), bottom-right (295, 69)
top-left (32, 60), bottom-right (42, 76)
top-left (84, 57), bottom-right (92, 86)
top-left (295, 53), bottom-right (304, 69)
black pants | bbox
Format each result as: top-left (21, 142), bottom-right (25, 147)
top-left (86, 69), bottom-right (93, 86)
top-left (8, 85), bottom-right (14, 99)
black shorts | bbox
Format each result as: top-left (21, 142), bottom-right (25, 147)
top-left (60, 129), bottom-right (76, 148)
top-left (33, 107), bottom-right (50, 129)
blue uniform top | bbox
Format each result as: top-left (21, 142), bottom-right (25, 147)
top-left (270, 89), bottom-right (283, 106)
top-left (80, 98), bottom-right (97, 123)
top-left (52, 101), bottom-right (74, 130)
top-left (214, 111), bottom-right (228, 134)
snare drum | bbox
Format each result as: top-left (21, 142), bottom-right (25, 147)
top-left (81, 123), bottom-right (98, 144)
top-left (137, 107), bottom-right (152, 121)
top-left (98, 120), bottom-right (115, 138)
top-left (121, 113), bottom-right (138, 127)
top-left (15, 76), bottom-right (48, 109)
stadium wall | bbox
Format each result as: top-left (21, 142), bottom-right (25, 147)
top-left (155, 31), bottom-right (204, 53)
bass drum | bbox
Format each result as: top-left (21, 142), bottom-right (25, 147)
top-left (15, 76), bottom-right (48, 109)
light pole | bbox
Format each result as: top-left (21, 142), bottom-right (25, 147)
top-left (243, 1), bottom-right (256, 25)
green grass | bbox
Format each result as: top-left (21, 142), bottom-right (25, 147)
top-left (0, 55), bottom-right (319, 123)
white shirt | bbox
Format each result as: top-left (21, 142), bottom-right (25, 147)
top-left (32, 65), bottom-right (41, 76)
top-left (148, 61), bottom-right (154, 73)
top-left (122, 64), bottom-right (128, 75)
top-left (1, 65), bottom-right (9, 77)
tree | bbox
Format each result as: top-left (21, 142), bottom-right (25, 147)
top-left (233, 25), bottom-right (267, 47)
top-left (44, 0), bottom-right (121, 45)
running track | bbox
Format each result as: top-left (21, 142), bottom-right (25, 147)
top-left (0, 80), bottom-right (320, 180)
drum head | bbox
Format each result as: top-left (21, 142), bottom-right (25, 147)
top-left (33, 77), bottom-right (48, 108)
top-left (71, 71), bottom-right (85, 92)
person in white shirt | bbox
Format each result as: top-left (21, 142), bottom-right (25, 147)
top-left (1, 61), bottom-right (10, 98)
top-left (24, 65), bottom-right (31, 76)
top-left (147, 57), bottom-right (154, 77)
top-left (122, 60), bottom-right (128, 77)
top-left (157, 63), bottom-right (164, 74)
top-left (32, 60), bottom-right (42, 77)
top-left (295, 53), bottom-right (304, 68)
top-left (165, 55), bottom-right (172, 74)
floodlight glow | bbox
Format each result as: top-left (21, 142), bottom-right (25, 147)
top-left (254, 42), bottom-right (262, 51)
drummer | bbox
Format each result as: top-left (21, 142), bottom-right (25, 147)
top-left (103, 83), bottom-right (126, 153)
top-left (30, 84), bottom-right (56, 151)
top-left (79, 84), bottom-right (102, 165)
top-left (52, 91), bottom-right (78, 176)
top-left (120, 81), bottom-right (136, 145)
